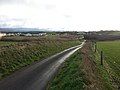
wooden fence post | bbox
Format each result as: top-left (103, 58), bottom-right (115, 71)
top-left (101, 51), bottom-right (103, 65)
top-left (94, 42), bottom-right (97, 52)
top-left (92, 40), bottom-right (94, 48)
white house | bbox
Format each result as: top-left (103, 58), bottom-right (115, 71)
top-left (25, 33), bottom-right (32, 36)
top-left (0, 33), bottom-right (6, 39)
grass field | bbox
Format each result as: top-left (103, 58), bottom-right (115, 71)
top-left (48, 50), bottom-right (87, 90)
top-left (0, 36), bottom-right (81, 79)
top-left (94, 40), bottom-right (120, 89)
top-left (97, 41), bottom-right (120, 78)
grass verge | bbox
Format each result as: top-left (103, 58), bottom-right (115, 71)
top-left (48, 50), bottom-right (87, 90)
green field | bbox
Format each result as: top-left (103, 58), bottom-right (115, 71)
top-left (95, 40), bottom-right (120, 89)
top-left (48, 50), bottom-right (87, 90)
top-left (0, 36), bottom-right (81, 79)
top-left (97, 41), bottom-right (120, 77)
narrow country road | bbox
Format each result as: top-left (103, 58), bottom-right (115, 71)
top-left (0, 40), bottom-right (86, 90)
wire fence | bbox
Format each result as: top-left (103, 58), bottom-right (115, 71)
top-left (92, 41), bottom-right (120, 71)
top-left (91, 41), bottom-right (120, 89)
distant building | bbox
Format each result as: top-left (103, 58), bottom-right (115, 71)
top-left (38, 33), bottom-right (46, 36)
top-left (6, 33), bottom-right (14, 36)
top-left (1, 32), bottom-right (47, 37)
top-left (0, 33), bottom-right (6, 39)
top-left (25, 33), bottom-right (46, 36)
top-left (25, 33), bottom-right (32, 36)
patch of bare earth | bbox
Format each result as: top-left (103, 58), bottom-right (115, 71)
top-left (81, 41), bottom-right (104, 90)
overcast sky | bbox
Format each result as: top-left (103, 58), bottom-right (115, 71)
top-left (0, 0), bottom-right (120, 31)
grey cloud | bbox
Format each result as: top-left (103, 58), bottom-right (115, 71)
top-left (0, 15), bottom-right (26, 28)
top-left (0, 0), bottom-right (27, 4)
top-left (0, 23), bottom-right (10, 27)
top-left (64, 15), bottom-right (71, 18)
top-left (0, 16), bottom-right (25, 22)
top-left (45, 4), bottom-right (56, 10)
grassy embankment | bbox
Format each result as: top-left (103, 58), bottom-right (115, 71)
top-left (93, 40), bottom-right (120, 90)
top-left (48, 50), bottom-right (87, 90)
top-left (48, 40), bottom-right (120, 90)
top-left (0, 36), bottom-right (81, 79)
top-left (0, 41), bottom-right (17, 46)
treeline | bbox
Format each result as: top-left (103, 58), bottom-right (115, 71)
top-left (1, 34), bottom-right (81, 42)
top-left (84, 33), bottom-right (120, 41)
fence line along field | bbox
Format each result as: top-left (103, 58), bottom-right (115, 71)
top-left (0, 35), bottom-right (81, 80)
top-left (97, 40), bottom-right (120, 88)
